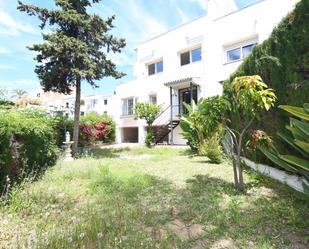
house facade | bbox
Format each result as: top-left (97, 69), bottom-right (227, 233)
top-left (114, 0), bottom-right (299, 145)
top-left (63, 93), bottom-right (115, 118)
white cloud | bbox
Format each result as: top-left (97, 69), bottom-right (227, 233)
top-left (0, 64), bottom-right (13, 69)
top-left (176, 7), bottom-right (190, 24)
top-left (108, 51), bottom-right (135, 66)
top-left (190, 0), bottom-right (207, 11)
top-left (0, 46), bottom-right (10, 54)
top-left (0, 10), bottom-right (38, 36)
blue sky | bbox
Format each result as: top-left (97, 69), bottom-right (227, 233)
top-left (0, 0), bottom-right (260, 97)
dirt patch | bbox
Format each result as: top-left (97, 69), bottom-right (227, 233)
top-left (166, 219), bottom-right (204, 241)
top-left (210, 237), bottom-right (235, 249)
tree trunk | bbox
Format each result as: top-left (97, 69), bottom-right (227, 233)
top-left (72, 76), bottom-right (81, 156)
top-left (232, 156), bottom-right (239, 189)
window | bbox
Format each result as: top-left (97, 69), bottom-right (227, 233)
top-left (149, 94), bottom-right (157, 104)
top-left (242, 44), bottom-right (255, 58)
top-left (104, 99), bottom-right (108, 105)
top-left (148, 60), bottom-right (163, 75)
top-left (191, 47), bottom-right (202, 62)
top-left (227, 48), bottom-right (241, 62)
top-left (90, 99), bottom-right (98, 108)
top-left (122, 98), bottom-right (134, 116)
top-left (226, 42), bottom-right (257, 63)
top-left (180, 51), bottom-right (190, 66)
top-left (180, 47), bottom-right (202, 66)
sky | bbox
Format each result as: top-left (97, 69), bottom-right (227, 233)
top-left (0, 0), bottom-right (260, 98)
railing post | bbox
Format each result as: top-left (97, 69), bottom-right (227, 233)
top-left (190, 82), bottom-right (193, 105)
top-left (170, 86), bottom-right (173, 145)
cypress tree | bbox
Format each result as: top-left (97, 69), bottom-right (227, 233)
top-left (18, 0), bottom-right (126, 155)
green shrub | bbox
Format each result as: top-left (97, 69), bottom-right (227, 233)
top-left (0, 109), bottom-right (59, 192)
top-left (180, 96), bottom-right (230, 152)
top-left (145, 131), bottom-right (154, 148)
top-left (259, 103), bottom-right (309, 188)
top-left (199, 133), bottom-right (223, 164)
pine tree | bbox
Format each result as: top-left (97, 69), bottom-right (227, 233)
top-left (18, 0), bottom-right (125, 155)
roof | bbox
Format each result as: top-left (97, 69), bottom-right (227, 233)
top-left (164, 77), bottom-right (200, 88)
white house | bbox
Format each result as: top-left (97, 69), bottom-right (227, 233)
top-left (114, 0), bottom-right (299, 145)
top-left (63, 93), bottom-right (115, 118)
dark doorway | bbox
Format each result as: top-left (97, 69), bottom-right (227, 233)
top-left (179, 86), bottom-right (197, 114)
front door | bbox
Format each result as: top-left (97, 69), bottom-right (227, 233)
top-left (179, 86), bottom-right (197, 114)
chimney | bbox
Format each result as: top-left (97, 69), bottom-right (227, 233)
top-left (207, 0), bottom-right (238, 19)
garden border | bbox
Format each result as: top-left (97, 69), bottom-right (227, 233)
top-left (241, 157), bottom-right (308, 194)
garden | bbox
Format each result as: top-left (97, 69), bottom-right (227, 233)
top-left (0, 0), bottom-right (308, 248)
top-left (0, 147), bottom-right (308, 249)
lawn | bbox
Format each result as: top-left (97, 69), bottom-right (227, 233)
top-left (0, 146), bottom-right (308, 249)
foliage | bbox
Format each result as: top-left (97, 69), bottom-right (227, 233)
top-left (134, 102), bottom-right (160, 146)
top-left (79, 112), bottom-right (115, 145)
top-left (0, 109), bottom-right (58, 193)
top-left (11, 89), bottom-right (28, 100)
top-left (180, 96), bottom-right (230, 153)
top-left (145, 131), bottom-right (154, 148)
top-left (199, 133), bottom-right (223, 164)
top-left (18, 0), bottom-right (126, 155)
top-left (1, 147), bottom-right (308, 248)
top-left (259, 103), bottom-right (309, 191)
top-left (0, 99), bottom-right (14, 110)
top-left (224, 75), bottom-right (276, 191)
top-left (134, 102), bottom-right (161, 127)
top-left (224, 0), bottom-right (309, 162)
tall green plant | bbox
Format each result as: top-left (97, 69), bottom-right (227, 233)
top-left (224, 75), bottom-right (276, 191)
top-left (134, 102), bottom-right (160, 147)
top-left (18, 0), bottom-right (126, 156)
top-left (259, 103), bottom-right (309, 189)
top-left (180, 96), bottom-right (230, 158)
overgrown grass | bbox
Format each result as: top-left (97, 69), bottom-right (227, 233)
top-left (0, 146), bottom-right (308, 249)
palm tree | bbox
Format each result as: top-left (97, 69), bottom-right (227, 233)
top-left (12, 89), bottom-right (28, 100)
top-left (0, 88), bottom-right (7, 99)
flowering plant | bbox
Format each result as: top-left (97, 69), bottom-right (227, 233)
top-left (248, 129), bottom-right (272, 149)
top-left (80, 122), bottom-right (109, 144)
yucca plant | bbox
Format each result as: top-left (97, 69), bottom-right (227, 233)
top-left (259, 103), bottom-right (309, 189)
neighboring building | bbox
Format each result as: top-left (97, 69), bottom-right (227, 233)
top-left (63, 93), bottom-right (115, 118)
top-left (115, 0), bottom-right (299, 145)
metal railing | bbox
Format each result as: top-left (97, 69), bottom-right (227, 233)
top-left (153, 105), bottom-right (181, 126)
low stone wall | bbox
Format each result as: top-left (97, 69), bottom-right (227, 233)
top-left (241, 157), bottom-right (308, 194)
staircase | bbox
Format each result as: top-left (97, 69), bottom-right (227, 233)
top-left (153, 120), bottom-right (180, 144)
top-left (152, 105), bottom-right (180, 144)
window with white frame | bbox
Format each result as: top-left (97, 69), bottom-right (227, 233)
top-left (180, 46), bottom-right (202, 66)
top-left (148, 60), bottom-right (163, 75)
top-left (122, 97), bottom-right (134, 116)
top-left (225, 41), bottom-right (257, 63)
top-left (90, 99), bottom-right (98, 108)
top-left (149, 94), bottom-right (157, 104)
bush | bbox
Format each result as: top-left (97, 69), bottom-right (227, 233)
top-left (145, 131), bottom-right (154, 148)
top-left (199, 133), bottom-right (223, 164)
top-left (0, 109), bottom-right (59, 192)
top-left (79, 112), bottom-right (115, 146)
top-left (180, 96), bottom-right (230, 153)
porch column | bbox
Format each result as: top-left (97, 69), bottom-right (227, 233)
top-left (190, 82), bottom-right (193, 105)
top-left (170, 86), bottom-right (174, 145)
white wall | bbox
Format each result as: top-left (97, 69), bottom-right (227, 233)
top-left (115, 0), bottom-right (299, 145)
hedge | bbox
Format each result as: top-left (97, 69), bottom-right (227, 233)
top-left (223, 0), bottom-right (309, 159)
top-left (0, 109), bottom-right (59, 191)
